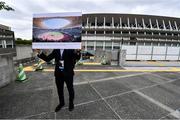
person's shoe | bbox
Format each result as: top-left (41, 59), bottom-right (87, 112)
top-left (69, 102), bottom-right (74, 111)
top-left (55, 103), bottom-right (65, 112)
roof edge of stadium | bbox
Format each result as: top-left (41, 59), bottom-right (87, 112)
top-left (83, 13), bottom-right (180, 19)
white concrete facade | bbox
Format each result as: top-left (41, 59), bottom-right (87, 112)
top-left (82, 13), bottom-right (180, 60)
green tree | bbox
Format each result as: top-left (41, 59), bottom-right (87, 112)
top-left (16, 38), bottom-right (23, 41)
top-left (0, 1), bottom-right (14, 11)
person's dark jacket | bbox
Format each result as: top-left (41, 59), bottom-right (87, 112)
top-left (38, 49), bottom-right (81, 77)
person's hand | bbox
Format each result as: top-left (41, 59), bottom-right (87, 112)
top-left (34, 49), bottom-right (42, 55)
top-left (75, 49), bottom-right (81, 52)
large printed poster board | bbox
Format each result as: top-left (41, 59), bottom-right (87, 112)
top-left (32, 12), bottom-right (82, 49)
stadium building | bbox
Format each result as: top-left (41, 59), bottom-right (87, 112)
top-left (0, 24), bottom-right (16, 55)
top-left (82, 13), bottom-right (180, 61)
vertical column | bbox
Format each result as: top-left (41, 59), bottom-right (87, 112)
top-left (142, 18), bottom-right (146, 29)
top-left (127, 17), bottom-right (130, 28)
top-left (178, 45), bottom-right (180, 60)
top-left (135, 18), bottom-right (138, 28)
top-left (156, 19), bottom-right (159, 29)
top-left (95, 17), bottom-right (97, 28)
top-left (174, 21), bottom-right (178, 31)
top-left (120, 17), bottom-right (122, 28)
top-left (2, 40), bottom-right (3, 48)
top-left (149, 19), bottom-right (153, 29)
top-left (169, 20), bottom-right (172, 30)
top-left (94, 41), bottom-right (96, 51)
top-left (86, 17), bottom-right (89, 27)
top-left (11, 40), bottom-right (14, 48)
top-left (103, 17), bottom-right (106, 29)
top-left (112, 41), bottom-right (114, 50)
top-left (151, 43), bottom-right (154, 60)
top-left (4, 40), bottom-right (7, 48)
top-left (162, 20), bottom-right (166, 30)
top-left (85, 41), bottom-right (87, 51)
top-left (112, 17), bottom-right (114, 28)
top-left (135, 42), bottom-right (138, 60)
top-left (103, 41), bottom-right (105, 51)
top-left (165, 45), bottom-right (168, 60)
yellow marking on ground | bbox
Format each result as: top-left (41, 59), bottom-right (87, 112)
top-left (23, 67), bottom-right (180, 72)
top-left (83, 62), bottom-right (101, 65)
top-left (33, 60), bottom-right (45, 66)
top-left (24, 66), bottom-right (35, 71)
top-left (170, 67), bottom-right (180, 71)
top-left (147, 61), bottom-right (165, 66)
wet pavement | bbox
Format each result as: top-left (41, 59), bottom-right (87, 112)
top-left (0, 65), bottom-right (180, 119)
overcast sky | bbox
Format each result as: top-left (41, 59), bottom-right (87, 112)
top-left (0, 0), bottom-right (180, 39)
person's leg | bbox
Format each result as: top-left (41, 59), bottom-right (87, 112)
top-left (55, 76), bottom-right (65, 112)
top-left (65, 75), bottom-right (75, 111)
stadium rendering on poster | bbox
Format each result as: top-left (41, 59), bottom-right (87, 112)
top-left (32, 12), bottom-right (82, 49)
top-left (82, 13), bottom-right (180, 60)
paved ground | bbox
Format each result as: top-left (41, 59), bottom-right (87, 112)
top-left (0, 64), bottom-right (180, 119)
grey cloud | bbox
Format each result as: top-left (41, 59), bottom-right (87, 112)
top-left (0, 0), bottom-right (180, 39)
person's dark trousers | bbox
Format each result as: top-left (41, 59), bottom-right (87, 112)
top-left (55, 75), bottom-right (75, 105)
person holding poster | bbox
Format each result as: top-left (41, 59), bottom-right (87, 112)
top-left (33, 12), bottom-right (82, 112)
top-left (37, 49), bottom-right (81, 112)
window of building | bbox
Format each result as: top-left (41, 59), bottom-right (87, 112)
top-left (91, 23), bottom-right (95, 26)
top-left (87, 46), bottom-right (94, 50)
top-left (159, 43), bottom-right (165, 46)
top-left (113, 42), bottom-right (120, 50)
top-left (165, 43), bottom-right (171, 46)
top-left (96, 41), bottom-right (103, 46)
top-left (87, 31), bottom-right (95, 34)
top-left (96, 41), bottom-right (103, 50)
top-left (153, 42), bottom-right (158, 46)
top-left (96, 31), bottom-right (104, 34)
top-left (114, 31), bottom-right (120, 34)
top-left (131, 31), bottom-right (137, 34)
top-left (6, 45), bottom-right (13, 48)
top-left (105, 41), bottom-right (112, 46)
top-left (138, 42), bottom-right (144, 45)
top-left (114, 23), bottom-right (119, 27)
top-left (82, 30), bottom-right (86, 34)
top-left (122, 31), bottom-right (129, 34)
top-left (122, 23), bottom-right (127, 27)
top-left (87, 41), bottom-right (94, 46)
top-left (0, 40), bottom-right (2, 48)
top-left (106, 31), bottom-right (112, 34)
top-left (144, 42), bottom-right (151, 46)
top-left (105, 23), bottom-right (111, 26)
top-left (97, 22), bottom-right (103, 26)
top-left (130, 41), bottom-right (136, 45)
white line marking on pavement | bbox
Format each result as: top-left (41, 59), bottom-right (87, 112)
top-left (89, 84), bottom-right (122, 119)
top-left (149, 72), bottom-right (179, 81)
top-left (74, 72), bottom-right (148, 85)
top-left (134, 90), bottom-right (180, 119)
top-left (74, 99), bottom-right (101, 107)
top-left (90, 72), bottom-right (148, 83)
